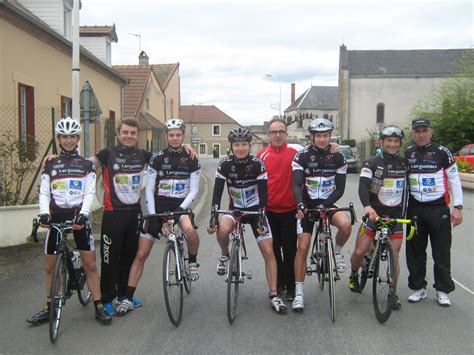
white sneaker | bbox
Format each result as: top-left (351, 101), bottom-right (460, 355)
top-left (408, 288), bottom-right (427, 303)
top-left (216, 255), bottom-right (228, 276)
top-left (436, 291), bottom-right (451, 307)
top-left (292, 294), bottom-right (304, 312)
top-left (116, 299), bottom-right (133, 317)
top-left (335, 253), bottom-right (346, 273)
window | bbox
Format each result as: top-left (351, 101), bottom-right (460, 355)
top-left (376, 103), bottom-right (385, 124)
top-left (18, 83), bottom-right (35, 160)
top-left (61, 96), bottom-right (72, 118)
top-left (199, 144), bottom-right (207, 155)
top-left (63, 3), bottom-right (72, 39)
top-left (212, 124), bottom-right (221, 136)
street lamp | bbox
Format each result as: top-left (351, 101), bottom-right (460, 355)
top-left (266, 74), bottom-right (281, 117)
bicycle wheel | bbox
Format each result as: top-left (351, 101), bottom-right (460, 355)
top-left (163, 242), bottom-right (183, 326)
top-left (316, 234), bottom-right (328, 291)
top-left (359, 256), bottom-right (370, 292)
top-left (181, 236), bottom-right (192, 294)
top-left (227, 239), bottom-right (240, 324)
top-left (373, 241), bottom-right (396, 324)
top-left (327, 238), bottom-right (336, 322)
top-left (77, 268), bottom-right (91, 306)
top-left (49, 253), bottom-right (67, 343)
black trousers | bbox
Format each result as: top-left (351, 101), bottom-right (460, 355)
top-left (266, 210), bottom-right (297, 291)
top-left (100, 210), bottom-right (140, 303)
top-left (406, 204), bottom-right (455, 293)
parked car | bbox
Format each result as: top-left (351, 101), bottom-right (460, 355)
top-left (454, 144), bottom-right (474, 166)
top-left (340, 145), bottom-right (359, 173)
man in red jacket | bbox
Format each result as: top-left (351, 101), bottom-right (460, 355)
top-left (257, 117), bottom-right (300, 301)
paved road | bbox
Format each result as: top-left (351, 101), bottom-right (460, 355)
top-left (1, 157), bottom-right (473, 353)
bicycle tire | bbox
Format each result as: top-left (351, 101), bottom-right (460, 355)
top-left (227, 239), bottom-right (240, 324)
top-left (49, 253), bottom-right (67, 343)
top-left (77, 267), bottom-right (91, 306)
top-left (163, 242), bottom-right (183, 326)
top-left (373, 241), bottom-right (396, 324)
top-left (327, 238), bottom-right (336, 322)
top-left (359, 256), bottom-right (370, 292)
top-left (181, 235), bottom-right (192, 294)
top-left (317, 233), bottom-right (328, 291)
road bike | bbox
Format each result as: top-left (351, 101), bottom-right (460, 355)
top-left (140, 209), bottom-right (197, 326)
top-left (31, 218), bottom-right (91, 344)
top-left (357, 215), bottom-right (416, 323)
top-left (210, 208), bottom-right (266, 324)
top-left (306, 203), bottom-right (356, 322)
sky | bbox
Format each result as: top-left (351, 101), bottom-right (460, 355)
top-left (80, 0), bottom-right (473, 126)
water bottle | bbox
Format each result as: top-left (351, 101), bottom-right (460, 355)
top-left (71, 250), bottom-right (82, 270)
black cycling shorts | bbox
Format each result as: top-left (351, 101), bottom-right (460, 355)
top-left (44, 211), bottom-right (94, 255)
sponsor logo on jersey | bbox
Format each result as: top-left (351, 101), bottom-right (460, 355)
top-left (383, 180), bottom-right (394, 188)
top-left (231, 190), bottom-right (242, 198)
top-left (245, 188), bottom-right (256, 198)
top-left (159, 182), bottom-right (172, 190)
top-left (69, 180), bottom-right (82, 190)
top-left (52, 181), bottom-right (66, 190)
top-left (422, 177), bottom-right (435, 186)
top-left (51, 170), bottom-right (57, 177)
top-left (113, 163), bottom-right (120, 171)
top-left (164, 157), bottom-right (169, 164)
top-left (132, 175), bottom-right (141, 184)
top-left (115, 175), bottom-right (128, 184)
top-left (175, 183), bottom-right (185, 191)
top-left (409, 177), bottom-right (418, 186)
top-left (322, 180), bottom-right (332, 187)
top-left (307, 180), bottom-right (319, 187)
top-left (396, 180), bottom-right (405, 188)
top-left (310, 155), bottom-right (316, 162)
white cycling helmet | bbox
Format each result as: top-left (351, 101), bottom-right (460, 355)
top-left (308, 118), bottom-right (333, 133)
top-left (56, 117), bottom-right (81, 135)
top-left (165, 118), bottom-right (186, 132)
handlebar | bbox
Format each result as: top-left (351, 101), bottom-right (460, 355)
top-left (361, 214), bottom-right (417, 240)
top-left (140, 209), bottom-right (198, 233)
top-left (305, 202), bottom-right (357, 225)
top-left (209, 207), bottom-right (266, 231)
top-left (30, 218), bottom-right (76, 243)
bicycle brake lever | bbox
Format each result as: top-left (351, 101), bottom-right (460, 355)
top-left (31, 218), bottom-right (39, 243)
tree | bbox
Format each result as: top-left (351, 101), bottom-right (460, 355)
top-left (410, 49), bottom-right (474, 152)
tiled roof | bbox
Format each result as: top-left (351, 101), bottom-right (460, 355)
top-left (346, 48), bottom-right (468, 77)
top-left (151, 63), bottom-right (179, 90)
top-left (285, 86), bottom-right (339, 112)
top-left (179, 105), bottom-right (240, 124)
top-left (138, 112), bottom-right (165, 129)
top-left (80, 24), bottom-right (118, 42)
top-left (113, 65), bottom-right (151, 118)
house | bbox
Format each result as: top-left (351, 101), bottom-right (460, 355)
top-left (114, 51), bottom-right (180, 152)
top-left (80, 24), bottom-right (118, 66)
top-left (338, 44), bottom-right (469, 142)
top-left (179, 105), bottom-right (244, 157)
top-left (0, 0), bottom-right (127, 203)
top-left (284, 83), bottom-right (339, 144)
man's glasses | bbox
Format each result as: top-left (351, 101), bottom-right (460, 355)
top-left (268, 130), bottom-right (287, 135)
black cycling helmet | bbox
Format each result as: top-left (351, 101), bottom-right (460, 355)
top-left (379, 125), bottom-right (404, 140)
top-left (228, 127), bottom-right (252, 143)
top-left (308, 118), bottom-right (333, 133)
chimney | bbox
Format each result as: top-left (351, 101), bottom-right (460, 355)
top-left (291, 83), bottom-right (296, 108)
top-left (139, 50), bottom-right (149, 66)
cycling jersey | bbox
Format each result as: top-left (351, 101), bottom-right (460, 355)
top-left (257, 143), bottom-right (298, 213)
top-left (292, 145), bottom-right (347, 207)
top-left (359, 154), bottom-right (407, 215)
top-left (405, 142), bottom-right (463, 206)
top-left (39, 151), bottom-right (95, 215)
top-left (146, 147), bottom-right (201, 214)
top-left (95, 145), bottom-right (152, 211)
top-left (211, 155), bottom-right (268, 210)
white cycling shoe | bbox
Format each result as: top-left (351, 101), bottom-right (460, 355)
top-left (292, 294), bottom-right (304, 312)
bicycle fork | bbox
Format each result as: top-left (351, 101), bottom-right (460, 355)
top-left (167, 233), bottom-right (183, 282)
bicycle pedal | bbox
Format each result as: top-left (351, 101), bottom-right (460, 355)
top-left (246, 271), bottom-right (253, 279)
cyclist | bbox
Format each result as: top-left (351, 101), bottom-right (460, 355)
top-left (348, 125), bottom-right (407, 310)
top-left (117, 118), bottom-right (201, 316)
top-left (207, 127), bottom-right (287, 314)
top-left (405, 118), bottom-right (463, 307)
top-left (90, 118), bottom-right (151, 316)
top-left (27, 117), bottom-right (111, 325)
top-left (291, 118), bottom-right (351, 311)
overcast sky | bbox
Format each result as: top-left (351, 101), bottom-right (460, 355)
top-left (80, 0), bottom-right (473, 126)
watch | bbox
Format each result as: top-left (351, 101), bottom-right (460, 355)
top-left (454, 205), bottom-right (463, 210)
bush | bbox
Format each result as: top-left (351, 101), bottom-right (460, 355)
top-left (342, 139), bottom-right (356, 147)
top-left (456, 158), bottom-right (474, 173)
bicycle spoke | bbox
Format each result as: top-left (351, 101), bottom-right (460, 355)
top-left (373, 242), bottom-right (396, 323)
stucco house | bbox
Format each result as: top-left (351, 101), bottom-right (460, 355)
top-left (114, 51), bottom-right (180, 152)
top-left (338, 44), bottom-right (468, 142)
top-left (0, 0), bottom-right (127, 203)
top-left (284, 83), bottom-right (339, 144)
top-left (179, 105), bottom-right (245, 157)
